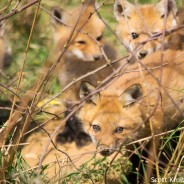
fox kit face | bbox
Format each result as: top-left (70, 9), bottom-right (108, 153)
top-left (78, 82), bottom-right (144, 156)
top-left (51, 1), bottom-right (105, 62)
top-left (114, 0), bottom-right (177, 59)
top-left (0, 24), bottom-right (12, 69)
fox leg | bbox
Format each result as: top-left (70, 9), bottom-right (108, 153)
top-left (56, 110), bottom-right (91, 147)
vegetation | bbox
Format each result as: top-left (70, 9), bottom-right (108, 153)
top-left (0, 0), bottom-right (184, 183)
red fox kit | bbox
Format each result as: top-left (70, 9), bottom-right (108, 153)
top-left (114, 0), bottom-right (177, 59)
top-left (167, 7), bottom-right (184, 50)
top-left (0, 24), bottom-right (12, 70)
top-left (50, 0), bottom-right (118, 146)
top-left (51, 0), bottom-right (117, 102)
top-left (78, 49), bottom-right (184, 156)
top-left (0, 23), bottom-right (12, 123)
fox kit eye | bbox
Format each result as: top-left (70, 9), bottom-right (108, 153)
top-left (92, 125), bottom-right (101, 132)
top-left (114, 127), bottom-right (124, 134)
top-left (77, 40), bottom-right (86, 44)
top-left (96, 35), bottom-right (103, 41)
top-left (131, 32), bottom-right (139, 39)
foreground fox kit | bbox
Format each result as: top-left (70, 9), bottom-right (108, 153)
top-left (51, 0), bottom-right (117, 146)
top-left (114, 0), bottom-right (177, 59)
top-left (78, 50), bottom-right (184, 156)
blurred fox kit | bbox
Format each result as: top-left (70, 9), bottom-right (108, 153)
top-left (167, 7), bottom-right (184, 50)
top-left (114, 0), bottom-right (178, 60)
top-left (51, 0), bottom-right (118, 146)
top-left (0, 24), bottom-right (12, 70)
top-left (0, 24), bottom-right (12, 122)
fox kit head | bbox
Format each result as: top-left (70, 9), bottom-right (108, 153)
top-left (0, 24), bottom-right (12, 69)
top-left (78, 82), bottom-right (144, 156)
top-left (114, 0), bottom-right (177, 59)
top-left (51, 0), bottom-right (105, 62)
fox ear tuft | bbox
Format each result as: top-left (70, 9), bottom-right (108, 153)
top-left (114, 0), bottom-right (134, 21)
top-left (82, 0), bottom-right (96, 6)
top-left (121, 84), bottom-right (143, 107)
top-left (79, 82), bottom-right (99, 104)
top-left (51, 7), bottom-right (64, 25)
top-left (155, 0), bottom-right (177, 18)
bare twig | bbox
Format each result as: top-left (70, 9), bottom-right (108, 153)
top-left (0, 0), bottom-right (40, 22)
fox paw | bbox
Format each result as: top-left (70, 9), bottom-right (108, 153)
top-left (56, 131), bottom-right (75, 144)
top-left (75, 132), bottom-right (91, 147)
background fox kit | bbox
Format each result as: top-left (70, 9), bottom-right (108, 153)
top-left (114, 0), bottom-right (177, 59)
top-left (0, 24), bottom-right (12, 70)
top-left (0, 23), bottom-right (12, 122)
top-left (167, 7), bottom-right (184, 50)
top-left (51, 0), bottom-right (117, 102)
top-left (78, 49), bottom-right (184, 156)
top-left (51, 0), bottom-right (118, 146)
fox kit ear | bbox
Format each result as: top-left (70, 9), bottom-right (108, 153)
top-left (155, 0), bottom-right (177, 18)
top-left (114, 0), bottom-right (134, 21)
top-left (51, 7), bottom-right (64, 25)
top-left (79, 82), bottom-right (100, 104)
top-left (0, 23), bottom-right (5, 37)
top-left (121, 84), bottom-right (143, 107)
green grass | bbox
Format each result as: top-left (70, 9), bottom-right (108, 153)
top-left (59, 156), bottom-right (132, 184)
top-left (0, 149), bottom-right (48, 184)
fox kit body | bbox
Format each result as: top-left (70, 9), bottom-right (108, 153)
top-left (114, 0), bottom-right (177, 59)
top-left (0, 24), bottom-right (12, 70)
top-left (0, 24), bottom-right (12, 122)
top-left (51, 0), bottom-right (117, 146)
top-left (167, 7), bottom-right (184, 50)
top-left (78, 50), bottom-right (184, 155)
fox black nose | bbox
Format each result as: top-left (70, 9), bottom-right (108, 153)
top-left (100, 149), bottom-right (112, 157)
top-left (138, 50), bottom-right (148, 59)
top-left (93, 56), bottom-right (100, 61)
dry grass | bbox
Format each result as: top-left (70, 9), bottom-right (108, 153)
top-left (0, 0), bottom-right (184, 183)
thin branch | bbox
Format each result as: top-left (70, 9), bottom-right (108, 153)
top-left (0, 0), bottom-right (40, 22)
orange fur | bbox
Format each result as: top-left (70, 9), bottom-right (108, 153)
top-left (78, 50), bottom-right (184, 155)
top-left (0, 24), bottom-right (12, 69)
top-left (167, 7), bottom-right (184, 50)
top-left (114, 0), bottom-right (178, 59)
top-left (50, 1), bottom-right (117, 103)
